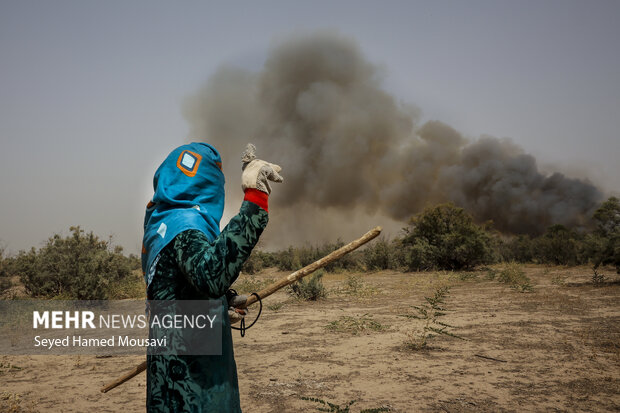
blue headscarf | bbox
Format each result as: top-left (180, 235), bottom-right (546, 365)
top-left (142, 142), bottom-right (225, 286)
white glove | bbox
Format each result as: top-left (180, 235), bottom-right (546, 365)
top-left (228, 307), bottom-right (248, 325)
top-left (241, 144), bottom-right (283, 195)
top-left (228, 294), bottom-right (248, 325)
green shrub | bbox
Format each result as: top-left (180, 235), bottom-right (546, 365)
top-left (499, 234), bottom-right (534, 263)
top-left (361, 238), bottom-right (396, 270)
top-left (275, 246), bottom-right (302, 271)
top-left (287, 270), bottom-right (327, 300)
top-left (241, 249), bottom-right (279, 274)
top-left (0, 278), bottom-right (11, 295)
top-left (267, 302), bottom-right (283, 312)
top-left (404, 286), bottom-right (463, 350)
top-left (0, 248), bottom-right (11, 294)
top-left (273, 242), bottom-right (360, 273)
top-left (587, 197), bottom-right (620, 274)
top-left (126, 254), bottom-right (141, 271)
top-left (532, 225), bottom-right (585, 266)
top-left (106, 270), bottom-right (146, 299)
top-left (496, 262), bottom-right (532, 292)
top-left (242, 251), bottom-right (265, 274)
top-left (13, 226), bottom-right (133, 299)
top-left (338, 275), bottom-right (377, 297)
top-left (402, 238), bottom-right (436, 271)
top-left (401, 203), bottom-right (495, 271)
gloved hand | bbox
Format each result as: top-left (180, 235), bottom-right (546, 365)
top-left (228, 307), bottom-right (249, 325)
top-left (228, 294), bottom-right (249, 325)
top-left (241, 143), bottom-right (283, 195)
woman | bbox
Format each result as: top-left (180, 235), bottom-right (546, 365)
top-left (141, 142), bottom-right (282, 412)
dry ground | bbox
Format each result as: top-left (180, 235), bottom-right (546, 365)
top-left (1, 265), bottom-right (619, 412)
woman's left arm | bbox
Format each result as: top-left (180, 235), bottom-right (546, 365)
top-left (173, 200), bottom-right (268, 298)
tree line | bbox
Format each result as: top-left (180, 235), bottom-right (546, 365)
top-left (0, 197), bottom-right (618, 300)
top-left (244, 197), bottom-right (620, 274)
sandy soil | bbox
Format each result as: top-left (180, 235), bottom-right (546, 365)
top-left (1, 265), bottom-right (619, 412)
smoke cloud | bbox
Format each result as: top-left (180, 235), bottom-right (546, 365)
top-left (184, 32), bottom-right (603, 246)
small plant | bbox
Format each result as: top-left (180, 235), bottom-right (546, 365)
top-left (591, 267), bottom-right (605, 285)
top-left (496, 262), bottom-right (532, 292)
top-left (457, 271), bottom-right (478, 281)
top-left (0, 391), bottom-right (38, 413)
top-left (485, 268), bottom-right (498, 280)
top-left (325, 314), bottom-right (386, 335)
top-left (287, 270), bottom-right (327, 300)
top-left (233, 276), bottom-right (274, 295)
top-left (0, 392), bottom-right (21, 413)
top-left (345, 275), bottom-right (364, 291)
top-left (551, 273), bottom-right (567, 286)
top-left (301, 397), bottom-right (356, 413)
top-left (404, 286), bottom-right (463, 350)
top-left (300, 397), bottom-right (391, 413)
top-left (267, 302), bottom-right (283, 312)
top-left (0, 362), bottom-right (23, 371)
top-left (338, 275), bottom-right (377, 297)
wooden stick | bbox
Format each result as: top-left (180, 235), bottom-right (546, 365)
top-left (474, 354), bottom-right (507, 363)
top-left (100, 360), bottom-right (147, 393)
top-left (100, 226), bottom-right (382, 393)
top-left (243, 226), bottom-right (382, 307)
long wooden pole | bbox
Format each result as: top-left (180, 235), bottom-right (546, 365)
top-left (243, 226), bottom-right (382, 307)
top-left (100, 226), bottom-right (382, 393)
top-left (100, 361), bottom-right (147, 393)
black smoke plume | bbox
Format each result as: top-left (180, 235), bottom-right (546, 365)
top-left (184, 32), bottom-right (603, 245)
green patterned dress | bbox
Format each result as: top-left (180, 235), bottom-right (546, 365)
top-left (146, 201), bottom-right (268, 413)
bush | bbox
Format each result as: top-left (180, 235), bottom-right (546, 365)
top-left (400, 203), bottom-right (495, 271)
top-left (13, 226), bottom-right (133, 299)
top-left (241, 250), bottom-right (279, 274)
top-left (242, 251), bottom-right (264, 274)
top-left (500, 234), bottom-right (534, 263)
top-left (588, 197), bottom-right (620, 273)
top-left (0, 247), bottom-right (12, 295)
top-left (361, 238), bottom-right (398, 270)
top-left (273, 242), bottom-right (360, 273)
top-left (126, 254), bottom-right (141, 271)
top-left (319, 241), bottom-right (361, 272)
top-left (106, 270), bottom-right (146, 299)
top-left (275, 246), bottom-right (302, 271)
top-left (287, 270), bottom-right (327, 300)
top-left (495, 262), bottom-right (532, 292)
top-left (532, 225), bottom-right (585, 266)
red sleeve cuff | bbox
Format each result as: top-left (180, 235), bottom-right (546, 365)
top-left (243, 188), bottom-right (269, 212)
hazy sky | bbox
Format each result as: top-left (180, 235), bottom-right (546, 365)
top-left (1, 0), bottom-right (619, 254)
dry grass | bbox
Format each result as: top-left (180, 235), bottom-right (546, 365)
top-left (325, 314), bottom-right (388, 335)
top-left (232, 275), bottom-right (276, 295)
top-left (0, 392), bottom-right (39, 413)
top-left (332, 275), bottom-right (378, 298)
top-left (1, 265), bottom-right (619, 412)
